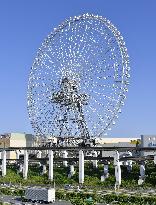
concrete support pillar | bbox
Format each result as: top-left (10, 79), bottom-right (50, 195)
top-left (23, 150), bottom-right (29, 179)
top-left (115, 163), bottom-right (121, 188)
top-left (16, 150), bottom-right (20, 173)
top-left (127, 160), bottom-right (133, 172)
top-left (104, 164), bottom-right (109, 176)
top-left (68, 165), bottom-right (75, 178)
top-left (48, 150), bottom-right (53, 181)
top-left (16, 150), bottom-right (20, 160)
top-left (2, 150), bottom-right (6, 177)
top-left (114, 151), bottom-right (121, 189)
top-left (138, 162), bottom-right (145, 185)
top-left (92, 151), bottom-right (98, 168)
top-left (42, 165), bottom-right (47, 175)
top-left (79, 150), bottom-right (84, 184)
top-left (37, 151), bottom-right (42, 158)
top-left (101, 163), bottom-right (109, 182)
top-left (154, 155), bottom-right (156, 164)
top-left (63, 150), bottom-right (68, 167)
top-left (70, 165), bottom-right (75, 175)
top-left (140, 163), bottom-right (145, 179)
top-left (37, 151), bottom-right (42, 166)
top-left (19, 164), bottom-right (23, 173)
top-left (127, 151), bottom-right (132, 172)
top-left (68, 164), bottom-right (75, 178)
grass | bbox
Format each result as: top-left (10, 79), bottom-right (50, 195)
top-left (0, 161), bottom-right (156, 190)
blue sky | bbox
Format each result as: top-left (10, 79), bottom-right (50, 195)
top-left (0, 0), bottom-right (156, 137)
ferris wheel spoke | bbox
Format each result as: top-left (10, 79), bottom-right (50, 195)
top-left (87, 104), bottom-right (108, 125)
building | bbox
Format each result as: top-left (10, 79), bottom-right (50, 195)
top-left (100, 137), bottom-right (139, 157)
top-left (97, 137), bottom-right (139, 144)
top-left (0, 133), bottom-right (34, 159)
top-left (141, 135), bottom-right (156, 156)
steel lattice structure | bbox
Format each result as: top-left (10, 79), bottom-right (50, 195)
top-left (27, 14), bottom-right (130, 139)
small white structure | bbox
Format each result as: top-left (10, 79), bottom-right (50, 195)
top-left (79, 150), bottom-right (84, 184)
top-left (101, 175), bottom-right (105, 182)
top-left (138, 178), bottom-right (144, 185)
top-left (25, 187), bottom-right (55, 203)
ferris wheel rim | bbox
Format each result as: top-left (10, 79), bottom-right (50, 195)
top-left (27, 13), bottom-right (130, 138)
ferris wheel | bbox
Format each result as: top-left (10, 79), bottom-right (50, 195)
top-left (27, 14), bottom-right (130, 139)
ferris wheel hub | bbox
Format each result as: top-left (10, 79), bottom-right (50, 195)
top-left (51, 77), bottom-right (89, 107)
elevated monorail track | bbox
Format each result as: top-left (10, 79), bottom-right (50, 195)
top-left (0, 146), bottom-right (155, 151)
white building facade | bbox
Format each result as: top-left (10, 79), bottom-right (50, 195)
top-left (0, 133), bottom-right (34, 159)
top-left (141, 135), bottom-right (156, 156)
